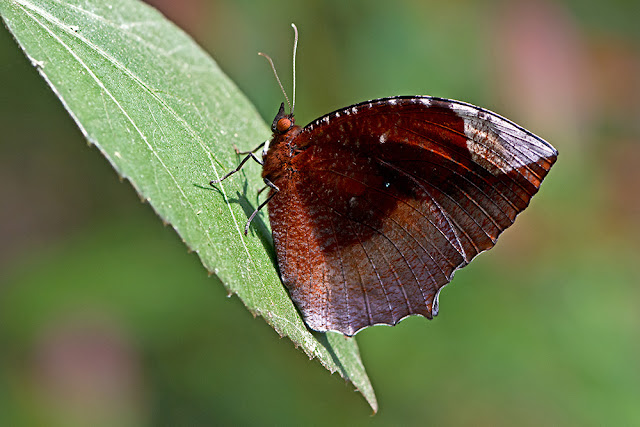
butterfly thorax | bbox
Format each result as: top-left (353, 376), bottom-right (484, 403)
top-left (261, 115), bottom-right (304, 187)
top-left (262, 127), bottom-right (302, 181)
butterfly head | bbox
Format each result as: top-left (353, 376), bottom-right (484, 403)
top-left (271, 102), bottom-right (295, 135)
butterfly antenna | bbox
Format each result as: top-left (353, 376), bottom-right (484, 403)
top-left (258, 52), bottom-right (291, 114)
top-left (291, 23), bottom-right (298, 115)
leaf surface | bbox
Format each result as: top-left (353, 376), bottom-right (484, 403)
top-left (0, 0), bottom-right (376, 411)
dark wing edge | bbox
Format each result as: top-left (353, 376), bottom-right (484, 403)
top-left (305, 95), bottom-right (558, 159)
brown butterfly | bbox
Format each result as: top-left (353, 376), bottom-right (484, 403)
top-left (212, 26), bottom-right (558, 336)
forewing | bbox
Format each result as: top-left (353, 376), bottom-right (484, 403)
top-left (268, 96), bottom-right (558, 335)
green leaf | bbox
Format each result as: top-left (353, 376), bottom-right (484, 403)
top-left (0, 0), bottom-right (376, 411)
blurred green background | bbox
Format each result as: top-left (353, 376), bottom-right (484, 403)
top-left (1, 0), bottom-right (639, 425)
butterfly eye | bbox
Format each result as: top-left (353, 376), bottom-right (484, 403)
top-left (276, 117), bottom-right (293, 133)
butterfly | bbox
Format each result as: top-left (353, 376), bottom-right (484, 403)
top-left (212, 26), bottom-right (558, 336)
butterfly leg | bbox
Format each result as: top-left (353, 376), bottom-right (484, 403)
top-left (244, 178), bottom-right (279, 235)
top-left (210, 150), bottom-right (264, 185)
top-left (234, 140), bottom-right (266, 155)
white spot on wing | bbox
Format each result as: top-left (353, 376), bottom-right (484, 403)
top-left (448, 100), bottom-right (551, 174)
top-left (463, 118), bottom-right (514, 175)
top-left (449, 102), bottom-right (476, 116)
top-left (379, 131), bottom-right (389, 144)
top-left (432, 285), bottom-right (445, 316)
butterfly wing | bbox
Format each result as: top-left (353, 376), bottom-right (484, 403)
top-left (266, 96), bottom-right (558, 336)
